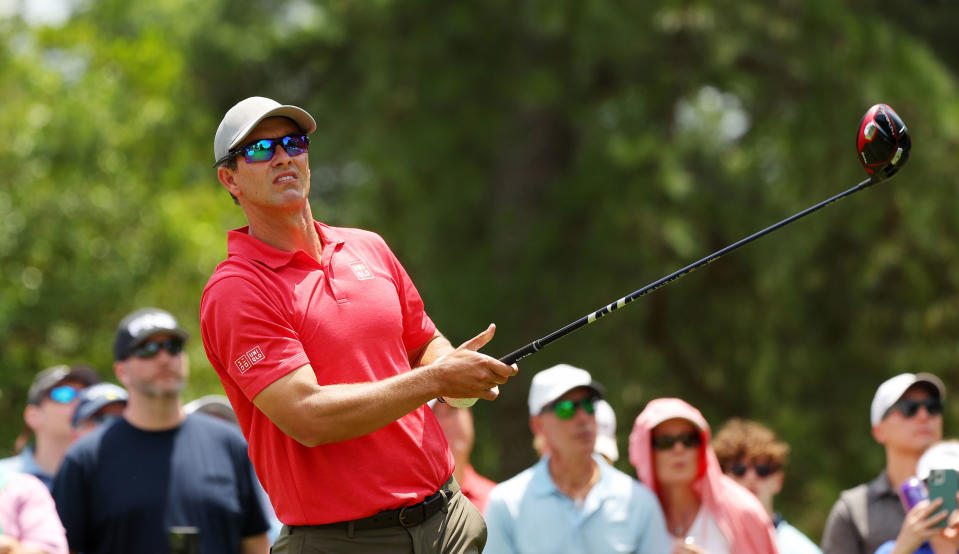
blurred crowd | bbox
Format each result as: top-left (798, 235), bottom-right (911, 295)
top-left (2, 305), bottom-right (954, 553)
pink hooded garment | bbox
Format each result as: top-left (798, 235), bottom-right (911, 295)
top-left (628, 398), bottom-right (779, 554)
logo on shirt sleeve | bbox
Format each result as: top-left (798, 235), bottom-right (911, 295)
top-left (349, 260), bottom-right (374, 281)
top-left (234, 346), bottom-right (265, 374)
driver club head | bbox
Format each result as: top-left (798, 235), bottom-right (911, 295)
top-left (857, 103), bottom-right (910, 182)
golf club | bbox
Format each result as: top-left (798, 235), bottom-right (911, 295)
top-left (443, 104), bottom-right (909, 408)
top-left (497, 103), bottom-right (910, 366)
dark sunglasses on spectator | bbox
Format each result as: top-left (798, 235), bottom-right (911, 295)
top-left (219, 134), bottom-right (310, 165)
top-left (48, 385), bottom-right (79, 404)
top-left (728, 462), bottom-right (780, 478)
top-left (546, 397), bottom-right (598, 420)
top-left (885, 397), bottom-right (943, 419)
top-left (651, 432), bottom-right (702, 451)
top-left (131, 338), bottom-right (184, 359)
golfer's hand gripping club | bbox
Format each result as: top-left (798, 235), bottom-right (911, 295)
top-left (439, 324), bottom-right (517, 408)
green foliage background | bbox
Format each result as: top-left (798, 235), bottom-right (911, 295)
top-left (3, 0), bottom-right (959, 539)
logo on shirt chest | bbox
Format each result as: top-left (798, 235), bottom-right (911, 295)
top-left (349, 260), bottom-right (374, 281)
top-left (234, 346), bottom-right (265, 374)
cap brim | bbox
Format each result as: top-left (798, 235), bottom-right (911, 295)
top-left (227, 106), bottom-right (317, 152)
top-left (129, 328), bottom-right (189, 351)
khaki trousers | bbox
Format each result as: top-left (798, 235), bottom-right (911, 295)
top-left (271, 486), bottom-right (486, 554)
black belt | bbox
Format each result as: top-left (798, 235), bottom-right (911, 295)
top-left (291, 481), bottom-right (454, 534)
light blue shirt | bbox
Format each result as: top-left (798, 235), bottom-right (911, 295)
top-left (777, 519), bottom-right (822, 554)
top-left (0, 447), bottom-right (52, 490)
top-left (485, 454), bottom-right (670, 554)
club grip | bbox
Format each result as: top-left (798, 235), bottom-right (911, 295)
top-left (499, 344), bottom-right (537, 366)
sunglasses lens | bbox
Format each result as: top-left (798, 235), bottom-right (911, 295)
top-left (653, 432), bottom-right (701, 450)
top-left (166, 339), bottom-right (184, 355)
top-left (133, 338), bottom-right (183, 359)
top-left (903, 400), bottom-right (921, 417)
top-left (755, 464), bottom-right (777, 477)
top-left (651, 436), bottom-right (673, 450)
top-left (244, 140), bottom-right (277, 163)
top-left (282, 135), bottom-right (309, 156)
top-left (730, 464), bottom-right (747, 477)
top-left (49, 386), bottom-right (78, 403)
top-left (552, 400), bottom-right (576, 420)
top-left (581, 398), bottom-right (596, 415)
top-left (134, 341), bottom-right (160, 358)
top-left (926, 399), bottom-right (943, 415)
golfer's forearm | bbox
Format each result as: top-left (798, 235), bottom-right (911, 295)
top-left (256, 365), bottom-right (441, 447)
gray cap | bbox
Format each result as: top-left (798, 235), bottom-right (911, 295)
top-left (184, 394), bottom-right (237, 425)
top-left (27, 364), bottom-right (100, 405)
top-left (214, 96), bottom-right (317, 164)
top-left (72, 383), bottom-right (128, 427)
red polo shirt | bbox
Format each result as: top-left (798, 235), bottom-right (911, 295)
top-left (199, 221), bottom-right (452, 525)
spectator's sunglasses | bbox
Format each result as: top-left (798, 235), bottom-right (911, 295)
top-left (132, 338), bottom-right (184, 359)
top-left (727, 462), bottom-right (781, 478)
top-left (48, 385), bottom-right (79, 404)
top-left (545, 396), bottom-right (598, 420)
top-left (217, 134), bottom-right (310, 166)
top-left (885, 397), bottom-right (943, 419)
top-left (651, 431), bottom-right (702, 451)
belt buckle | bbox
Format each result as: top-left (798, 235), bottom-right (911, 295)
top-left (398, 505), bottom-right (416, 528)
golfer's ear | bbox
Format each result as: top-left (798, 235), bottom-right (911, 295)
top-left (217, 167), bottom-right (240, 198)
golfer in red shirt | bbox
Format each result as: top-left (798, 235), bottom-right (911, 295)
top-left (200, 96), bottom-right (517, 553)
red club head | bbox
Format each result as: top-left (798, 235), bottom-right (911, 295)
top-left (857, 104), bottom-right (910, 182)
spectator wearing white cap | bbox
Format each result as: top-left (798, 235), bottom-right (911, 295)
top-left (822, 373), bottom-right (946, 554)
top-left (484, 364), bottom-right (669, 553)
top-left (0, 364), bottom-right (99, 490)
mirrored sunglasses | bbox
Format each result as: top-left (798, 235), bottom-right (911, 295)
top-left (546, 397), bottom-right (598, 420)
top-left (131, 338), bottom-right (184, 359)
top-left (221, 134), bottom-right (310, 165)
top-left (885, 397), bottom-right (943, 419)
top-left (48, 385), bottom-right (79, 404)
top-left (651, 431), bottom-right (702, 451)
top-left (728, 462), bottom-right (780, 478)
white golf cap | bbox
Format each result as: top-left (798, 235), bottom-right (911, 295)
top-left (528, 364), bottom-right (605, 416)
top-left (594, 399), bottom-right (619, 462)
top-left (870, 372), bottom-right (945, 426)
top-left (917, 441), bottom-right (959, 480)
top-left (214, 96), bottom-right (317, 164)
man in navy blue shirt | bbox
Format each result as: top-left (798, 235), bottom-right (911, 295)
top-left (52, 307), bottom-right (269, 553)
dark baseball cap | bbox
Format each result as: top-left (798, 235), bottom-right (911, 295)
top-left (27, 364), bottom-right (100, 405)
top-left (72, 383), bottom-right (128, 427)
top-left (113, 307), bottom-right (189, 361)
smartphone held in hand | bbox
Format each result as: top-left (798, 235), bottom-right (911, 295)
top-left (925, 469), bottom-right (959, 528)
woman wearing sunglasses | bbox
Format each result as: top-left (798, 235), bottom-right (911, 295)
top-left (629, 398), bottom-right (779, 554)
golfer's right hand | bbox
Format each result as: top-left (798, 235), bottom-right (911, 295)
top-left (432, 324), bottom-right (518, 402)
